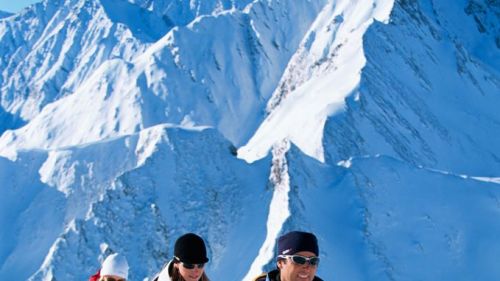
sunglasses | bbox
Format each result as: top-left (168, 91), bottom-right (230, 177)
top-left (180, 262), bottom-right (205, 269)
top-left (278, 255), bottom-right (320, 266)
top-left (174, 256), bottom-right (205, 269)
top-left (100, 277), bottom-right (125, 281)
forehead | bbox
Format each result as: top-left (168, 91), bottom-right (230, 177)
top-left (293, 251), bottom-right (317, 257)
top-left (101, 275), bottom-right (125, 280)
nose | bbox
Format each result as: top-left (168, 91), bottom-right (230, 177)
top-left (301, 262), bottom-right (313, 269)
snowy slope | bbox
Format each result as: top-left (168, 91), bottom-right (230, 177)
top-left (0, 0), bottom-right (499, 280)
top-left (0, 0), bottom-right (325, 157)
top-left (322, 0), bottom-right (500, 175)
top-left (239, 0), bottom-right (395, 162)
top-left (27, 125), bottom-right (273, 281)
top-left (279, 0), bottom-right (500, 280)
top-left (0, 151), bottom-right (66, 280)
top-left (0, 124), bottom-right (272, 280)
top-left (0, 0), bottom-right (168, 121)
top-left (283, 148), bottom-right (500, 280)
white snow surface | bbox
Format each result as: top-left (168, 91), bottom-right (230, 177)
top-left (1, 0), bottom-right (500, 280)
top-left (238, 0), bottom-right (394, 163)
top-left (243, 140), bottom-right (291, 281)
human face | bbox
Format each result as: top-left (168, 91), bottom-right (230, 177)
top-left (174, 261), bottom-right (205, 281)
top-left (277, 251), bottom-right (319, 281)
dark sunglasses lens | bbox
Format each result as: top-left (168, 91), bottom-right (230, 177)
top-left (290, 256), bottom-right (319, 266)
top-left (309, 257), bottom-right (320, 266)
top-left (182, 263), bottom-right (196, 269)
top-left (291, 256), bottom-right (307, 265)
top-left (182, 263), bottom-right (204, 269)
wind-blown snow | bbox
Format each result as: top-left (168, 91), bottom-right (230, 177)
top-left (470, 177), bottom-right (500, 184)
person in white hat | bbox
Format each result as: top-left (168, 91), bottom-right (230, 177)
top-left (99, 253), bottom-right (129, 281)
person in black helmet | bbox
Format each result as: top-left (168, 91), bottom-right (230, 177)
top-left (154, 233), bottom-right (210, 281)
top-left (253, 231), bottom-right (323, 281)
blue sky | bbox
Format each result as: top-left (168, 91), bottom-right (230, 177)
top-left (0, 0), bottom-right (39, 13)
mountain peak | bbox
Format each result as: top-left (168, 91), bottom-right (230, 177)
top-left (1, 0), bottom-right (500, 280)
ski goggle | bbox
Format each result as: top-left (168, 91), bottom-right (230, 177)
top-left (278, 255), bottom-right (320, 266)
top-left (100, 277), bottom-right (126, 281)
top-left (174, 256), bottom-right (205, 269)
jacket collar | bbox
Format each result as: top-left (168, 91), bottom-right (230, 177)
top-left (156, 260), bottom-right (174, 281)
top-left (266, 269), bottom-right (280, 281)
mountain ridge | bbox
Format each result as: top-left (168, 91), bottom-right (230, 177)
top-left (0, 0), bottom-right (499, 280)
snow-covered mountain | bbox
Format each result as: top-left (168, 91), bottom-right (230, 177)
top-left (1, 0), bottom-right (499, 280)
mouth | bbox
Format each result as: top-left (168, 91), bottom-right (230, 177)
top-left (298, 273), bottom-right (310, 279)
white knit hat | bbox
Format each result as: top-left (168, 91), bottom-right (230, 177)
top-left (101, 253), bottom-right (129, 279)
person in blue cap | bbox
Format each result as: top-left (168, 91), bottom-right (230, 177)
top-left (253, 231), bottom-right (322, 281)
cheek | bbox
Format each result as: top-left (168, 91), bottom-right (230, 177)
top-left (278, 262), bottom-right (291, 275)
top-left (178, 267), bottom-right (188, 277)
top-left (280, 261), bottom-right (294, 274)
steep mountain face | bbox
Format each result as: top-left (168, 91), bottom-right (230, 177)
top-left (0, 0), bottom-right (499, 280)
top-left (27, 126), bottom-right (272, 281)
top-left (321, 0), bottom-right (500, 175)
top-left (238, 0), bottom-right (396, 162)
top-left (284, 150), bottom-right (500, 281)
top-left (133, 0), bottom-right (256, 27)
top-left (0, 0), bottom-right (167, 122)
top-left (0, 149), bottom-right (66, 280)
top-left (0, 0), bottom-right (325, 155)
top-left (280, 0), bottom-right (500, 279)
top-left (240, 0), bottom-right (499, 280)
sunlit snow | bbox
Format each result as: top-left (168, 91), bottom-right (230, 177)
top-left (1, 0), bottom-right (499, 280)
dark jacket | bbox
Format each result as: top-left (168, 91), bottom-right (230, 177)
top-left (253, 269), bottom-right (323, 281)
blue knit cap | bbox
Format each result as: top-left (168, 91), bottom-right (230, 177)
top-left (277, 231), bottom-right (319, 256)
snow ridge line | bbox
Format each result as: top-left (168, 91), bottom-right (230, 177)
top-left (237, 0), bottom-right (396, 164)
top-left (417, 165), bottom-right (500, 185)
top-left (242, 139), bottom-right (291, 281)
top-left (338, 155), bottom-right (500, 185)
